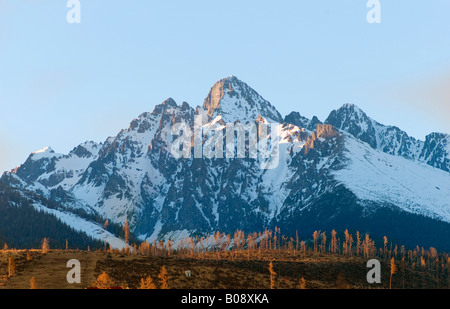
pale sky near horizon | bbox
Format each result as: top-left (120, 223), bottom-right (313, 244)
top-left (0, 0), bottom-right (450, 172)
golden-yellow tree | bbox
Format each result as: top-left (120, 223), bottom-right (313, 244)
top-left (389, 257), bottom-right (397, 289)
top-left (91, 271), bottom-right (115, 289)
top-left (356, 231), bottom-right (361, 256)
top-left (420, 256), bottom-right (426, 269)
top-left (298, 277), bottom-right (307, 289)
top-left (330, 230), bottom-right (337, 253)
top-left (42, 238), bottom-right (50, 254)
top-left (158, 266), bottom-right (169, 289)
top-left (268, 261), bottom-right (277, 289)
top-left (344, 230), bottom-right (350, 256)
top-left (123, 219), bottom-right (130, 247)
top-left (312, 231), bottom-right (319, 253)
top-left (320, 232), bottom-right (327, 253)
top-left (139, 275), bottom-right (157, 289)
top-left (104, 220), bottom-right (109, 251)
top-left (30, 276), bottom-right (37, 289)
top-left (348, 234), bottom-right (354, 256)
top-left (300, 241), bottom-right (306, 255)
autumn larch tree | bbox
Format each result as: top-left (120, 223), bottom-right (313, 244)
top-left (300, 241), bottom-right (306, 255)
top-left (139, 275), bottom-right (157, 289)
top-left (298, 277), bottom-right (307, 289)
top-left (312, 231), bottom-right (319, 254)
top-left (30, 276), bottom-right (37, 289)
top-left (344, 230), bottom-right (350, 256)
top-left (356, 231), bottom-right (361, 256)
top-left (91, 271), bottom-right (115, 289)
top-left (389, 257), bottom-right (397, 289)
top-left (42, 238), bottom-right (50, 254)
top-left (330, 230), bottom-right (337, 254)
top-left (123, 219), bottom-right (130, 247)
top-left (320, 232), bottom-right (327, 253)
top-left (420, 256), bottom-right (426, 270)
top-left (104, 220), bottom-right (109, 252)
top-left (158, 266), bottom-right (169, 289)
top-left (268, 261), bottom-right (277, 289)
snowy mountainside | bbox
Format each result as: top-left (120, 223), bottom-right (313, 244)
top-left (333, 133), bottom-right (450, 223)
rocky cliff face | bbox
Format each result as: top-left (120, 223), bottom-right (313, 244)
top-left (419, 132), bottom-right (450, 172)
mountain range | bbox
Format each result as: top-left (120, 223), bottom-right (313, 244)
top-left (1, 76), bottom-right (450, 250)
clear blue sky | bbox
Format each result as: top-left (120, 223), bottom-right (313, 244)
top-left (1, 0), bottom-right (450, 172)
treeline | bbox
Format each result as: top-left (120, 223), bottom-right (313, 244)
top-left (110, 228), bottom-right (450, 288)
top-left (128, 228), bottom-right (448, 261)
top-left (0, 184), bottom-right (103, 250)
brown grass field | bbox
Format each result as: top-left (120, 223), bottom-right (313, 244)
top-left (0, 249), bottom-right (445, 289)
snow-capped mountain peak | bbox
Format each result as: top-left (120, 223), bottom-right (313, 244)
top-left (283, 111), bottom-right (323, 132)
top-left (32, 146), bottom-right (54, 154)
top-left (203, 76), bottom-right (283, 123)
top-left (325, 103), bottom-right (377, 148)
top-left (30, 146), bottom-right (60, 160)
